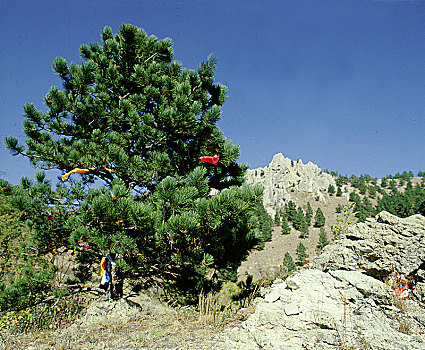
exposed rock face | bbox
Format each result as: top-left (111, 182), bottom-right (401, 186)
top-left (216, 212), bottom-right (425, 349)
top-left (315, 211), bottom-right (425, 300)
top-left (245, 153), bottom-right (336, 216)
top-left (218, 270), bottom-right (425, 350)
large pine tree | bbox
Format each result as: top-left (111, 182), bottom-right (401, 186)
top-left (6, 24), bottom-right (264, 303)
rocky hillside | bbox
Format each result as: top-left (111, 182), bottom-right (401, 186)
top-left (218, 211), bottom-right (425, 349)
top-left (240, 153), bottom-right (347, 279)
top-left (241, 153), bottom-right (425, 281)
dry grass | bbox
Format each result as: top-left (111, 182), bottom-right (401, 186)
top-left (0, 293), bottom-right (238, 350)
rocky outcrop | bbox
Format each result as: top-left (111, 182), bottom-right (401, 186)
top-left (245, 153), bottom-right (336, 216)
top-left (217, 270), bottom-right (425, 350)
top-left (315, 211), bottom-right (425, 301)
top-left (216, 212), bottom-right (425, 349)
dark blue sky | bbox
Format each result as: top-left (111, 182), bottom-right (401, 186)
top-left (1, 0), bottom-right (425, 184)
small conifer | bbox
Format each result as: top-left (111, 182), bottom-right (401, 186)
top-left (296, 242), bottom-right (309, 266)
top-left (283, 252), bottom-right (296, 273)
top-left (281, 215), bottom-right (291, 235)
top-left (314, 207), bottom-right (326, 228)
top-left (317, 228), bottom-right (329, 251)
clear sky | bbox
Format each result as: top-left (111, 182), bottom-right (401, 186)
top-left (1, 0), bottom-right (425, 185)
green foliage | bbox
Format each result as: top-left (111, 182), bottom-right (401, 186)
top-left (314, 207), bottom-right (325, 228)
top-left (285, 201), bottom-right (309, 236)
top-left (0, 265), bottom-right (55, 312)
top-left (348, 191), bottom-right (368, 222)
top-left (362, 173), bottom-right (372, 183)
top-left (362, 197), bottom-right (373, 214)
top-left (0, 183), bottom-right (57, 312)
top-left (274, 210), bottom-right (281, 225)
top-left (282, 252), bottom-right (296, 273)
top-left (328, 184), bottom-right (335, 195)
top-left (6, 24), bottom-right (268, 305)
top-left (329, 202), bottom-right (357, 239)
top-left (375, 182), bottom-right (425, 218)
top-left (230, 274), bottom-right (259, 308)
top-left (293, 207), bottom-right (305, 230)
top-left (335, 174), bottom-right (348, 187)
top-left (281, 215), bottom-right (291, 235)
top-left (357, 177), bottom-right (367, 195)
top-left (252, 200), bottom-right (272, 248)
top-left (299, 216), bottom-right (309, 238)
top-left (395, 171), bottom-right (414, 180)
top-left (285, 201), bottom-right (297, 223)
top-left (317, 228), bottom-right (329, 250)
top-left (295, 242), bottom-right (309, 266)
top-left (368, 185), bottom-right (376, 198)
top-left (389, 179), bottom-right (398, 194)
top-left (336, 186), bottom-right (342, 197)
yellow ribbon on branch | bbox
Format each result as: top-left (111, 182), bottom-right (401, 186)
top-left (61, 167), bottom-right (114, 181)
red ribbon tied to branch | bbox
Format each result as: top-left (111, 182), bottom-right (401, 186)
top-left (201, 155), bottom-right (219, 165)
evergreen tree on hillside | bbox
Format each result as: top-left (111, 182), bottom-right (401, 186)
top-left (299, 217), bottom-right (309, 238)
top-left (305, 202), bottom-right (313, 225)
top-left (335, 175), bottom-right (344, 187)
top-left (317, 227), bottom-right (329, 251)
top-left (274, 210), bottom-right (281, 225)
top-left (285, 201), bottom-right (297, 223)
top-left (282, 252), bottom-right (296, 273)
top-left (389, 180), bottom-right (398, 194)
top-left (349, 191), bottom-right (361, 203)
top-left (292, 207), bottom-right (308, 238)
top-left (328, 184), bottom-right (335, 195)
top-left (293, 207), bottom-right (307, 233)
top-left (362, 197), bottom-right (374, 216)
top-left (295, 242), bottom-right (309, 266)
top-left (358, 179), bottom-right (367, 195)
top-left (6, 24), bottom-right (265, 304)
top-left (375, 182), bottom-right (425, 218)
top-left (314, 207), bottom-right (325, 228)
top-left (368, 185), bottom-right (376, 199)
top-left (336, 186), bottom-right (342, 197)
top-left (253, 200), bottom-right (273, 248)
top-left (281, 215), bottom-right (291, 235)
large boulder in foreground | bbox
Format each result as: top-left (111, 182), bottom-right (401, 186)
top-left (215, 212), bottom-right (425, 349)
top-left (216, 270), bottom-right (425, 350)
